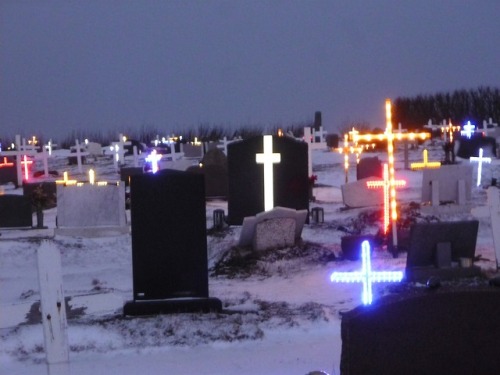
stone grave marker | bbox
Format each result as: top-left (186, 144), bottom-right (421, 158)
top-left (55, 183), bottom-right (128, 236)
top-left (182, 142), bottom-right (204, 159)
top-left (120, 166), bottom-right (144, 187)
top-left (0, 194), bottom-right (32, 227)
top-left (356, 156), bottom-right (383, 180)
top-left (186, 148), bottom-right (228, 198)
top-left (227, 135), bottom-right (309, 225)
top-left (456, 134), bottom-right (496, 159)
top-left (238, 206), bottom-right (308, 249)
top-left (123, 169), bottom-right (221, 315)
top-left (0, 156), bottom-right (18, 187)
top-left (253, 217), bottom-right (296, 251)
top-left (341, 178), bottom-right (383, 208)
top-left (326, 133), bottom-right (339, 149)
top-left (421, 164), bottom-right (473, 214)
top-left (339, 285), bottom-right (500, 375)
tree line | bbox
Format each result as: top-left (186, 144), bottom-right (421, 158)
top-left (392, 86), bottom-right (500, 129)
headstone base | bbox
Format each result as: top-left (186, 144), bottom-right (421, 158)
top-left (54, 226), bottom-right (130, 237)
top-left (404, 265), bottom-right (482, 283)
top-left (123, 297), bottom-right (223, 316)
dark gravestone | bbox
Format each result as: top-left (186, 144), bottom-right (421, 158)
top-left (313, 111), bottom-right (322, 131)
top-left (123, 169), bottom-right (221, 315)
top-left (356, 156), bottom-right (383, 180)
top-left (23, 182), bottom-right (57, 210)
top-left (0, 195), bottom-right (32, 227)
top-left (340, 286), bottom-right (500, 375)
top-left (227, 135), bottom-right (309, 225)
top-left (457, 134), bottom-right (497, 159)
top-left (0, 157), bottom-right (18, 187)
top-left (186, 148), bottom-right (228, 198)
top-left (325, 134), bottom-right (339, 149)
top-left (120, 167), bottom-right (144, 187)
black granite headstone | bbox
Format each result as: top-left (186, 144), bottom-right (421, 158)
top-left (0, 194), bottom-right (32, 227)
top-left (0, 157), bottom-right (18, 187)
top-left (227, 135), bottom-right (309, 225)
top-left (186, 148), bottom-right (228, 198)
top-left (326, 134), bottom-right (339, 149)
top-left (120, 167), bottom-right (144, 187)
top-left (340, 286), bottom-right (500, 375)
top-left (457, 134), bottom-right (497, 159)
top-left (356, 156), bottom-right (383, 180)
top-left (124, 169), bottom-right (221, 315)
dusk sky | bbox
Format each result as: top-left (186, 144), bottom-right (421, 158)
top-left (1, 0), bottom-right (499, 141)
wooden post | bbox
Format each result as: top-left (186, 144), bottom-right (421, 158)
top-left (37, 241), bottom-right (70, 374)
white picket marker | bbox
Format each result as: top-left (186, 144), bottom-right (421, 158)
top-left (37, 241), bottom-right (70, 375)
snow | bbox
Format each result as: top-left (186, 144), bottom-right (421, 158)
top-left (1, 142), bottom-right (499, 375)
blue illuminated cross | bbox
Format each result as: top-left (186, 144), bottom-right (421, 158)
top-left (330, 240), bottom-right (403, 305)
top-left (461, 121), bottom-right (476, 139)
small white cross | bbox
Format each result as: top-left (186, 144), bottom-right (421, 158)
top-left (256, 135), bottom-right (281, 211)
top-left (146, 149), bottom-right (162, 174)
top-left (470, 148), bottom-right (492, 187)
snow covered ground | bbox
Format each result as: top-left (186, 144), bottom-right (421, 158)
top-left (1, 141), bottom-right (499, 374)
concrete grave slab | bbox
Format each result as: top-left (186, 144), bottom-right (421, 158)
top-left (238, 206), bottom-right (308, 248)
top-left (341, 178), bottom-right (383, 208)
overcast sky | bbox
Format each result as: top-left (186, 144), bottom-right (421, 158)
top-left (1, 0), bottom-right (499, 140)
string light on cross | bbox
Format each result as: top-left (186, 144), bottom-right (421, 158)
top-left (0, 157), bottom-right (14, 168)
top-left (410, 149), bottom-right (441, 170)
top-left (146, 149), bottom-right (163, 174)
top-left (256, 135), bottom-right (281, 211)
top-left (353, 99), bottom-right (429, 246)
top-left (441, 121), bottom-right (460, 143)
top-left (366, 163), bottom-right (406, 235)
top-left (336, 134), bottom-right (363, 183)
top-left (21, 155), bottom-right (33, 181)
top-left (461, 121), bottom-right (476, 139)
top-left (330, 240), bottom-right (403, 305)
top-left (55, 171), bottom-right (77, 186)
top-left (470, 148), bottom-right (492, 187)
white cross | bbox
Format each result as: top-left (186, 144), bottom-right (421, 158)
top-left (256, 135), bottom-right (281, 211)
top-left (146, 149), bottom-right (162, 174)
top-left (313, 126), bottom-right (327, 143)
top-left (461, 121), bottom-right (476, 139)
top-left (470, 148), bottom-right (492, 187)
top-left (330, 240), bottom-right (403, 305)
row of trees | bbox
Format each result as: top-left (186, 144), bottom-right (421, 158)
top-left (392, 86), bottom-right (500, 129)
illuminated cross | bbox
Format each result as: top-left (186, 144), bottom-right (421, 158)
top-left (0, 157), bottom-right (14, 168)
top-left (461, 121), bottom-right (476, 139)
top-left (336, 134), bottom-right (363, 183)
top-left (353, 99), bottom-right (429, 246)
top-left (256, 135), bottom-right (281, 211)
top-left (55, 171), bottom-right (77, 185)
top-left (146, 149), bottom-right (162, 174)
top-left (441, 121), bottom-right (460, 143)
top-left (21, 155), bottom-right (33, 181)
top-left (470, 148), bottom-right (492, 187)
top-left (330, 240), bottom-right (403, 305)
top-left (410, 149), bottom-right (441, 170)
top-left (366, 163), bottom-right (406, 235)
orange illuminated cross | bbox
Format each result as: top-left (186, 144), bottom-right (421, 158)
top-left (410, 149), bottom-right (441, 170)
top-left (366, 163), bottom-right (406, 236)
top-left (0, 157), bottom-right (14, 168)
top-left (336, 134), bottom-right (363, 183)
top-left (354, 99), bottom-right (429, 245)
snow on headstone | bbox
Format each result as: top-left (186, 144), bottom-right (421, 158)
top-left (37, 241), bottom-right (70, 373)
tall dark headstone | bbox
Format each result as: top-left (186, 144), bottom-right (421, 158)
top-left (314, 111), bottom-right (322, 131)
top-left (123, 169), bottom-right (221, 315)
top-left (326, 134), bottom-right (339, 149)
top-left (0, 156), bottom-right (18, 187)
top-left (0, 195), bottom-right (32, 227)
top-left (227, 135), bottom-right (309, 225)
top-left (356, 156), bottom-right (383, 180)
top-left (23, 182), bottom-right (57, 209)
top-left (186, 148), bottom-right (228, 198)
top-left (457, 135), bottom-right (496, 159)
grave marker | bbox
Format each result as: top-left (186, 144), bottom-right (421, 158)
top-left (410, 149), bottom-right (441, 170)
top-left (227, 135), bottom-right (309, 225)
top-left (0, 195), bottom-right (32, 227)
top-left (124, 170), bottom-right (221, 315)
top-left (37, 241), bottom-right (70, 373)
top-left (461, 121), bottom-right (476, 138)
top-left (469, 147), bottom-right (491, 187)
top-left (330, 240), bottom-right (403, 305)
top-left (256, 135), bottom-right (281, 211)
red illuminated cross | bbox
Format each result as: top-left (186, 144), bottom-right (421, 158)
top-left (21, 155), bottom-right (33, 181)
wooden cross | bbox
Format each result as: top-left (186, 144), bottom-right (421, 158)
top-left (410, 149), bottom-right (441, 170)
top-left (470, 148), bottom-right (492, 187)
top-left (353, 99), bottom-right (429, 246)
top-left (256, 135), bottom-right (281, 211)
top-left (330, 240), bottom-right (403, 305)
top-left (366, 163), bottom-right (406, 236)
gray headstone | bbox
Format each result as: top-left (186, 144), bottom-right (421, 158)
top-left (357, 156), bottom-right (382, 180)
top-left (253, 217), bottom-right (296, 251)
top-left (341, 178), bottom-right (383, 208)
top-left (421, 164), bottom-right (473, 204)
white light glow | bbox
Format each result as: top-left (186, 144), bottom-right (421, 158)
top-left (256, 135), bottom-right (281, 211)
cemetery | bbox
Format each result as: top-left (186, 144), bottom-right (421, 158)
top-left (2, 111), bottom-right (500, 375)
